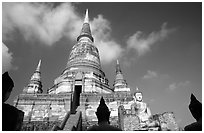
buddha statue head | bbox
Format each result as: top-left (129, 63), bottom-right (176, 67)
top-left (134, 87), bottom-right (143, 102)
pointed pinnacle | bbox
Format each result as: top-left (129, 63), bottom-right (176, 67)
top-left (116, 59), bottom-right (122, 73)
top-left (36, 59), bottom-right (41, 72)
top-left (190, 93), bottom-right (197, 101)
top-left (84, 9), bottom-right (89, 23)
top-left (100, 96), bottom-right (105, 105)
top-left (136, 86), bottom-right (139, 91)
top-left (117, 59), bottom-right (119, 65)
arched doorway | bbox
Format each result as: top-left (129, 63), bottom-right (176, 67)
top-left (71, 72), bottom-right (83, 114)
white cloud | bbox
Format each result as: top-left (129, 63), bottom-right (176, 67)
top-left (95, 40), bottom-right (123, 64)
top-left (91, 15), bottom-right (111, 41)
top-left (2, 43), bottom-right (14, 73)
top-left (143, 70), bottom-right (158, 79)
top-left (168, 83), bottom-right (177, 91)
top-left (3, 3), bottom-right (123, 64)
top-left (127, 22), bottom-right (175, 56)
top-left (167, 81), bottom-right (191, 91)
top-left (3, 3), bottom-right (82, 45)
top-left (3, 3), bottom-right (176, 65)
top-left (91, 15), bottom-right (124, 64)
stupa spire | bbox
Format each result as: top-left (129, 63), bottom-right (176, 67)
top-left (77, 9), bottom-right (94, 42)
top-left (31, 60), bottom-right (41, 81)
top-left (113, 59), bottom-right (130, 92)
top-left (23, 60), bottom-right (43, 94)
top-left (36, 59), bottom-right (41, 72)
top-left (84, 9), bottom-right (89, 23)
top-left (116, 59), bottom-right (122, 73)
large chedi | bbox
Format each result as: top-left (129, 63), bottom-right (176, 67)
top-left (13, 9), bottom-right (114, 131)
top-left (48, 9), bottom-right (112, 94)
top-left (13, 9), bottom-right (179, 131)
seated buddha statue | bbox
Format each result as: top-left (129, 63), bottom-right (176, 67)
top-left (131, 88), bottom-right (151, 126)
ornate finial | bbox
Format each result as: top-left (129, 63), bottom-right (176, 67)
top-left (84, 9), bottom-right (89, 23)
top-left (116, 59), bottom-right (119, 65)
top-left (36, 59), bottom-right (41, 72)
top-left (135, 86), bottom-right (141, 93)
top-left (136, 86), bottom-right (139, 91)
top-left (116, 59), bottom-right (122, 73)
top-left (135, 86), bottom-right (142, 93)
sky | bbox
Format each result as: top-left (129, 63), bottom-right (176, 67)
top-left (2, 2), bottom-right (202, 128)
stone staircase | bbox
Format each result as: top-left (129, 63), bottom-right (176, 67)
top-left (52, 110), bottom-right (82, 131)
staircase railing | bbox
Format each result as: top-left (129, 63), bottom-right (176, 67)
top-left (52, 111), bottom-right (71, 131)
top-left (63, 111), bottom-right (82, 131)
